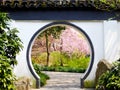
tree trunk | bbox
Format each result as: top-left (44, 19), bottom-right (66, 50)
top-left (45, 32), bottom-right (50, 66)
top-left (60, 39), bottom-right (63, 66)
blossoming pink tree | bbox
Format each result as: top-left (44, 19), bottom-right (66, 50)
top-left (51, 26), bottom-right (90, 56)
top-left (50, 26), bottom-right (90, 66)
top-left (32, 25), bottom-right (90, 66)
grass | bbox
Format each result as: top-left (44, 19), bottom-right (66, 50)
top-left (32, 51), bottom-right (90, 73)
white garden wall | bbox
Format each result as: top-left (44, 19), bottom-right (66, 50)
top-left (13, 20), bottom-right (120, 88)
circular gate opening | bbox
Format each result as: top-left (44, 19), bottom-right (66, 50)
top-left (27, 22), bottom-right (94, 88)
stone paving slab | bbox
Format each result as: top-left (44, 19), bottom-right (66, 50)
top-left (31, 71), bottom-right (95, 90)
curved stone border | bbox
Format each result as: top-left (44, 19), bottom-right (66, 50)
top-left (26, 21), bottom-right (94, 88)
top-left (27, 37), bottom-right (40, 88)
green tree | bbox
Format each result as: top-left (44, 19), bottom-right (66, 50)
top-left (90, 0), bottom-right (120, 11)
top-left (88, 0), bottom-right (120, 20)
top-left (0, 12), bottom-right (23, 89)
top-left (39, 26), bottom-right (65, 66)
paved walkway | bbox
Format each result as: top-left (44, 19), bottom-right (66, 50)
top-left (32, 71), bottom-right (94, 90)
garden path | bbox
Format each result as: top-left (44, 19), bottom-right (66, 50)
top-left (32, 71), bottom-right (94, 90)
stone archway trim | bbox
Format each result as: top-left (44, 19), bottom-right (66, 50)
top-left (26, 21), bottom-right (94, 88)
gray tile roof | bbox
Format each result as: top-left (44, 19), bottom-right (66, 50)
top-left (0, 0), bottom-right (94, 9)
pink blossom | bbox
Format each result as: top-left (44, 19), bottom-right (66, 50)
top-left (60, 26), bottom-right (90, 55)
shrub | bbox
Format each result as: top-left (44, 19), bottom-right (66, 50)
top-left (0, 12), bottom-right (23, 90)
top-left (32, 63), bottom-right (50, 86)
top-left (38, 72), bottom-right (50, 87)
top-left (40, 66), bottom-right (86, 73)
top-left (96, 61), bottom-right (120, 90)
top-left (0, 55), bottom-right (16, 90)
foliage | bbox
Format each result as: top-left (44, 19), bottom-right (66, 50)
top-left (39, 26), bottom-right (66, 39)
top-left (1, 28), bottom-right (23, 65)
top-left (33, 63), bottom-right (50, 87)
top-left (90, 0), bottom-right (120, 11)
top-left (39, 66), bottom-right (86, 73)
top-left (96, 61), bottom-right (120, 90)
top-left (0, 12), bottom-right (10, 31)
top-left (0, 12), bottom-right (23, 66)
top-left (32, 52), bottom-right (47, 66)
top-left (0, 55), bottom-right (16, 90)
top-left (89, 0), bottom-right (120, 19)
top-left (0, 12), bottom-right (23, 90)
top-left (39, 72), bottom-right (50, 87)
top-left (32, 51), bottom-right (90, 73)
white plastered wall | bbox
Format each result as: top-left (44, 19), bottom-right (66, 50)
top-left (104, 21), bottom-right (120, 63)
top-left (13, 20), bottom-right (120, 87)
